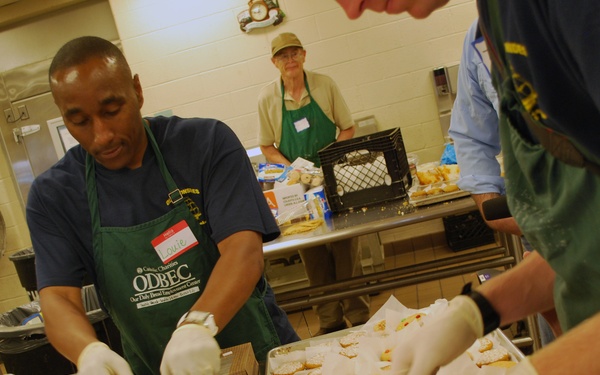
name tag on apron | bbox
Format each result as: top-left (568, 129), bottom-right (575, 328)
top-left (151, 220), bottom-right (199, 264)
top-left (294, 117), bottom-right (310, 133)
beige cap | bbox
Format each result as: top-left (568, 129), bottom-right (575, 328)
top-left (271, 32), bottom-right (303, 57)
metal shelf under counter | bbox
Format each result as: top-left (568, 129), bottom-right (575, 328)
top-left (262, 196), bottom-right (541, 352)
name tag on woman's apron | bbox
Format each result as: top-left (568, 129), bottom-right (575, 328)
top-left (151, 220), bottom-right (199, 264)
top-left (294, 117), bottom-right (310, 133)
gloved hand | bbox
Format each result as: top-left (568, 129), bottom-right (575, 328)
top-left (77, 341), bottom-right (133, 375)
top-left (160, 324), bottom-right (221, 375)
top-left (392, 295), bottom-right (484, 375)
top-left (508, 357), bottom-right (539, 375)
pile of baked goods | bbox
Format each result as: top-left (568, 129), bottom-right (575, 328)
top-left (416, 164), bottom-right (455, 185)
top-left (267, 296), bottom-right (522, 375)
top-left (409, 162), bottom-right (463, 202)
top-left (468, 337), bottom-right (516, 368)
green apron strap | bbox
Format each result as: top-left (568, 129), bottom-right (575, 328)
top-left (86, 120), bottom-right (185, 220)
top-left (142, 121), bottom-right (185, 204)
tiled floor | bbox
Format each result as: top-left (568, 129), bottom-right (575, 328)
top-left (282, 229), bottom-right (494, 340)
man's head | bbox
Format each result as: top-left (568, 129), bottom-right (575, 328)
top-left (270, 33), bottom-right (306, 79)
top-left (49, 36), bottom-right (147, 170)
top-left (271, 32), bottom-right (303, 57)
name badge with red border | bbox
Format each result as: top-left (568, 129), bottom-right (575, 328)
top-left (151, 220), bottom-right (199, 264)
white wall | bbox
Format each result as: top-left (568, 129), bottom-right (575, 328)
top-left (109, 0), bottom-right (478, 163)
top-left (0, 0), bottom-right (118, 72)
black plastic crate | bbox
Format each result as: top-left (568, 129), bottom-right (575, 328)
top-left (443, 210), bottom-right (496, 251)
top-left (318, 128), bottom-right (412, 212)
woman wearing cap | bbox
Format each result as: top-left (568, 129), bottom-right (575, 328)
top-left (258, 32), bottom-right (371, 336)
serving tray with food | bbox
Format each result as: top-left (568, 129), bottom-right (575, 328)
top-left (266, 296), bottom-right (523, 375)
top-left (409, 162), bottom-right (470, 206)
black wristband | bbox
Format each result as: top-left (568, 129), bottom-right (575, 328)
top-left (461, 282), bottom-right (500, 335)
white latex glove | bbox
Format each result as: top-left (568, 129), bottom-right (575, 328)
top-left (77, 341), bottom-right (133, 375)
top-left (508, 357), bottom-right (539, 375)
top-left (392, 295), bottom-right (484, 375)
top-left (160, 324), bottom-right (221, 375)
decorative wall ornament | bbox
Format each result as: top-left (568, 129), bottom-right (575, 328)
top-left (238, 0), bottom-right (285, 33)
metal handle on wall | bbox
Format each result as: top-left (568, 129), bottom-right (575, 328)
top-left (0, 210), bottom-right (5, 258)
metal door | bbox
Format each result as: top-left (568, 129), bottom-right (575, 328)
top-left (0, 58), bottom-right (61, 207)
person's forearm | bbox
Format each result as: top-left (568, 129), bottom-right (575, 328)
top-left (471, 193), bottom-right (522, 236)
top-left (186, 231), bottom-right (265, 331)
top-left (40, 286), bottom-right (99, 363)
top-left (529, 313), bottom-right (600, 373)
top-left (260, 145), bottom-right (290, 166)
top-left (478, 251), bottom-right (555, 327)
top-left (540, 307), bottom-right (563, 338)
top-left (336, 125), bottom-right (355, 142)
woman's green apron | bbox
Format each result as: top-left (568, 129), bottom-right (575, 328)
top-left (479, 0), bottom-right (600, 331)
top-left (85, 122), bottom-right (280, 374)
top-left (278, 75), bottom-right (337, 167)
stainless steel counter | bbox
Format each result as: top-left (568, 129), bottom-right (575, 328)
top-left (264, 197), bottom-right (476, 257)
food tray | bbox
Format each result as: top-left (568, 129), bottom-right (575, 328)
top-left (266, 297), bottom-right (524, 375)
top-left (409, 187), bottom-right (470, 206)
top-left (409, 162), bottom-right (467, 206)
top-left (266, 328), bottom-right (523, 375)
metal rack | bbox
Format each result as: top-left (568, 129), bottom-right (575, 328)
top-left (263, 197), bottom-right (540, 352)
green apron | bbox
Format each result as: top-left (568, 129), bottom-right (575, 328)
top-left (278, 75), bottom-right (337, 167)
top-left (480, 0), bottom-right (600, 331)
top-left (85, 122), bottom-right (280, 374)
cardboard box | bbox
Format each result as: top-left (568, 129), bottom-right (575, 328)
top-left (262, 183), bottom-right (307, 215)
top-left (220, 343), bottom-right (258, 375)
top-left (263, 189), bottom-right (278, 212)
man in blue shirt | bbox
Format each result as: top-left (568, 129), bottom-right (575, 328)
top-left (448, 20), bottom-right (509, 233)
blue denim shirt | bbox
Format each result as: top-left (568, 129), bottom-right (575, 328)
top-left (448, 19), bottom-right (505, 196)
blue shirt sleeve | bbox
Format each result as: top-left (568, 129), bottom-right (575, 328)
top-left (449, 19), bottom-right (506, 195)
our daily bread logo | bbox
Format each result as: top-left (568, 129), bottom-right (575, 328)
top-left (130, 261), bottom-right (202, 309)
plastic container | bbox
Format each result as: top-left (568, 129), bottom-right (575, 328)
top-left (318, 128), bottom-right (412, 212)
top-left (8, 248), bottom-right (37, 301)
top-left (443, 210), bottom-right (496, 251)
top-left (406, 153), bottom-right (419, 183)
top-left (0, 285), bottom-right (122, 375)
